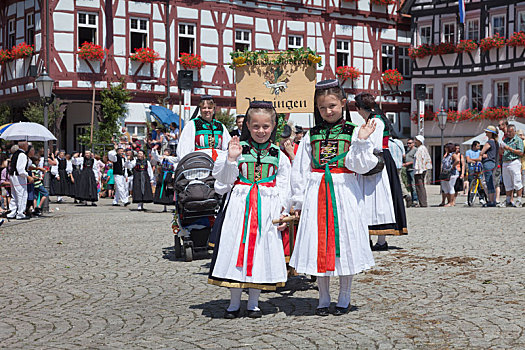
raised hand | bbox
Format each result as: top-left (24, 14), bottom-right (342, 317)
top-left (357, 119), bottom-right (377, 140)
top-left (227, 136), bottom-right (242, 162)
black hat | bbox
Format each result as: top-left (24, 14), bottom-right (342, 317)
top-left (191, 95), bottom-right (216, 120)
top-left (200, 95), bottom-right (214, 101)
top-left (295, 126), bottom-right (304, 134)
top-left (281, 125), bottom-right (292, 139)
top-left (315, 79), bottom-right (340, 90)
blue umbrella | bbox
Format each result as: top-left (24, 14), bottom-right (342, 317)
top-left (149, 105), bottom-right (183, 128)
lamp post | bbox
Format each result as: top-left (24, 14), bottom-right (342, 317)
top-left (437, 108), bottom-right (448, 159)
top-left (35, 69), bottom-right (54, 214)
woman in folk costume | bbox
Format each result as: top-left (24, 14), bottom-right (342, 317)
top-left (208, 101), bottom-right (291, 319)
top-left (126, 149), bottom-right (154, 211)
top-left (70, 152), bottom-right (82, 203)
top-left (50, 150), bottom-right (72, 203)
top-left (177, 95), bottom-right (231, 161)
top-left (73, 151), bottom-right (99, 206)
top-left (289, 80), bottom-right (377, 316)
top-left (152, 147), bottom-right (177, 211)
top-left (354, 93), bottom-right (408, 251)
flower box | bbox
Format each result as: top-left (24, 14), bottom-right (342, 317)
top-left (131, 47), bottom-right (160, 64)
top-left (480, 34), bottom-right (506, 51)
top-left (507, 32), bottom-right (525, 47)
top-left (11, 42), bottom-right (34, 59)
top-left (382, 69), bottom-right (403, 86)
top-left (0, 49), bottom-right (13, 64)
top-left (78, 42), bottom-right (106, 62)
top-left (336, 66), bottom-right (361, 81)
top-left (179, 53), bottom-right (205, 70)
top-left (456, 40), bottom-right (478, 53)
top-left (408, 44), bottom-right (434, 59)
top-left (434, 42), bottom-right (457, 55)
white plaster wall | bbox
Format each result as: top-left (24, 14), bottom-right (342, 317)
top-left (128, 1), bottom-right (151, 14)
top-left (201, 28), bottom-right (218, 45)
top-left (178, 7), bottom-right (198, 19)
top-left (55, 33), bottom-right (74, 51)
top-left (75, 0), bottom-right (99, 9)
top-left (53, 13), bottom-right (74, 32)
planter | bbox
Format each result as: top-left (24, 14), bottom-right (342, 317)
top-left (130, 47), bottom-right (160, 64)
top-left (78, 42), bottom-right (106, 62)
top-left (382, 69), bottom-right (403, 87)
top-left (179, 53), bottom-right (205, 70)
top-left (11, 42), bottom-right (34, 59)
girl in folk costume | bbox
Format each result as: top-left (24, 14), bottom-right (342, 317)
top-left (126, 150), bottom-right (154, 211)
top-left (70, 153), bottom-right (82, 203)
top-left (108, 146), bottom-right (130, 206)
top-left (152, 147), bottom-right (177, 210)
top-left (289, 80), bottom-right (377, 316)
top-left (177, 95), bottom-right (231, 161)
top-left (50, 150), bottom-right (72, 203)
top-left (354, 93), bottom-right (408, 251)
top-left (73, 151), bottom-right (99, 206)
top-left (208, 101), bottom-right (291, 319)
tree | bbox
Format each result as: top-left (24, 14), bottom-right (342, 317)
top-left (215, 109), bottom-right (235, 132)
top-left (274, 113), bottom-right (287, 144)
top-left (22, 99), bottom-right (65, 138)
top-left (0, 104), bottom-right (11, 125)
top-left (79, 81), bottom-right (131, 153)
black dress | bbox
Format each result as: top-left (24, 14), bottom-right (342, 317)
top-left (76, 158), bottom-right (98, 202)
top-left (71, 163), bottom-right (82, 199)
top-left (51, 158), bottom-right (71, 196)
top-left (153, 158), bottom-right (175, 205)
top-left (132, 159), bottom-right (153, 203)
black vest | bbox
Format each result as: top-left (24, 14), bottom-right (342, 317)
top-left (113, 154), bottom-right (124, 175)
top-left (58, 158), bottom-right (67, 170)
top-left (9, 150), bottom-right (26, 176)
top-left (83, 158), bottom-right (94, 169)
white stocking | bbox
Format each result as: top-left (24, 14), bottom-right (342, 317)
top-left (317, 276), bottom-right (331, 308)
top-left (337, 275), bottom-right (353, 308)
top-left (377, 235), bottom-right (386, 245)
top-left (227, 288), bottom-right (242, 312)
top-left (247, 288), bottom-right (261, 311)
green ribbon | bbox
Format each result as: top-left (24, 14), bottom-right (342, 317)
top-left (312, 151), bottom-right (349, 257)
top-left (159, 170), bottom-right (173, 198)
top-left (239, 173), bottom-right (277, 244)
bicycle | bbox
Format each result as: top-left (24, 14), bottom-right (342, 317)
top-left (467, 163), bottom-right (488, 206)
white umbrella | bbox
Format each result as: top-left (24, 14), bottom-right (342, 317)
top-left (0, 122), bottom-right (56, 141)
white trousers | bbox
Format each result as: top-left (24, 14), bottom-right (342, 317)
top-left (113, 175), bottom-right (129, 205)
top-left (8, 176), bottom-right (28, 218)
top-left (502, 160), bottom-right (523, 191)
top-left (441, 174), bottom-right (458, 195)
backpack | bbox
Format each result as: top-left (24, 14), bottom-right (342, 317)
top-left (440, 154), bottom-right (453, 180)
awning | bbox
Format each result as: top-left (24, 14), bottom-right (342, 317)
top-left (149, 105), bottom-right (183, 128)
top-left (462, 120), bottom-right (525, 145)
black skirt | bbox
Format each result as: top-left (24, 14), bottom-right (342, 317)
top-left (51, 169), bottom-right (71, 196)
top-left (71, 168), bottom-right (82, 198)
top-left (76, 168), bottom-right (98, 202)
top-left (153, 171), bottom-right (175, 205)
top-left (132, 170), bottom-right (153, 203)
top-left (368, 149), bottom-right (408, 236)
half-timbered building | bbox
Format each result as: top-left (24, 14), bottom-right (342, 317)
top-left (1, 0), bottom-right (411, 152)
top-left (401, 0), bottom-right (525, 178)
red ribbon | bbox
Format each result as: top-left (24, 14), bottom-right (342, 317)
top-left (317, 175), bottom-right (336, 273)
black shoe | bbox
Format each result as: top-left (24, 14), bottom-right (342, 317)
top-left (333, 306), bottom-right (350, 316)
top-left (91, 203), bottom-right (97, 206)
top-left (112, 204), bottom-right (119, 207)
top-left (315, 307), bottom-right (330, 316)
top-left (16, 216), bottom-right (30, 220)
top-left (246, 309), bottom-right (262, 318)
top-left (371, 242), bottom-right (388, 251)
top-left (124, 202), bottom-right (130, 207)
top-left (224, 309), bottom-right (241, 319)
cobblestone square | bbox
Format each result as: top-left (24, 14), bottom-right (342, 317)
top-left (1, 186), bottom-right (523, 349)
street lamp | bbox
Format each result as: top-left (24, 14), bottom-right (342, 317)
top-left (437, 108), bottom-right (448, 159)
top-left (35, 69), bottom-right (54, 214)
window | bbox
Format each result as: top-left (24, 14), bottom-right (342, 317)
top-left (8, 19), bottom-right (15, 48)
top-left (336, 40), bottom-right (351, 67)
top-left (443, 22), bottom-right (455, 44)
top-left (382, 45), bottom-right (395, 72)
top-left (519, 11), bottom-right (525, 32)
top-left (179, 24), bottom-right (195, 55)
top-left (492, 15), bottom-right (505, 37)
top-left (469, 83), bottom-right (483, 110)
top-left (288, 35), bottom-right (303, 49)
top-left (495, 81), bottom-right (509, 107)
top-left (126, 124), bottom-right (146, 139)
top-left (466, 19), bottom-right (479, 42)
top-left (78, 12), bottom-right (97, 46)
top-left (445, 85), bottom-right (458, 111)
top-left (235, 30), bottom-right (251, 51)
top-left (130, 18), bottom-right (148, 53)
top-left (425, 85), bottom-right (434, 111)
top-left (419, 26), bottom-right (431, 45)
top-left (398, 47), bottom-right (411, 76)
top-left (26, 12), bottom-right (35, 47)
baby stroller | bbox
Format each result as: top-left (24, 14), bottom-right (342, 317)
top-left (172, 152), bottom-right (220, 261)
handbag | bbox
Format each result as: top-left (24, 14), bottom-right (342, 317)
top-left (363, 149), bottom-right (385, 176)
